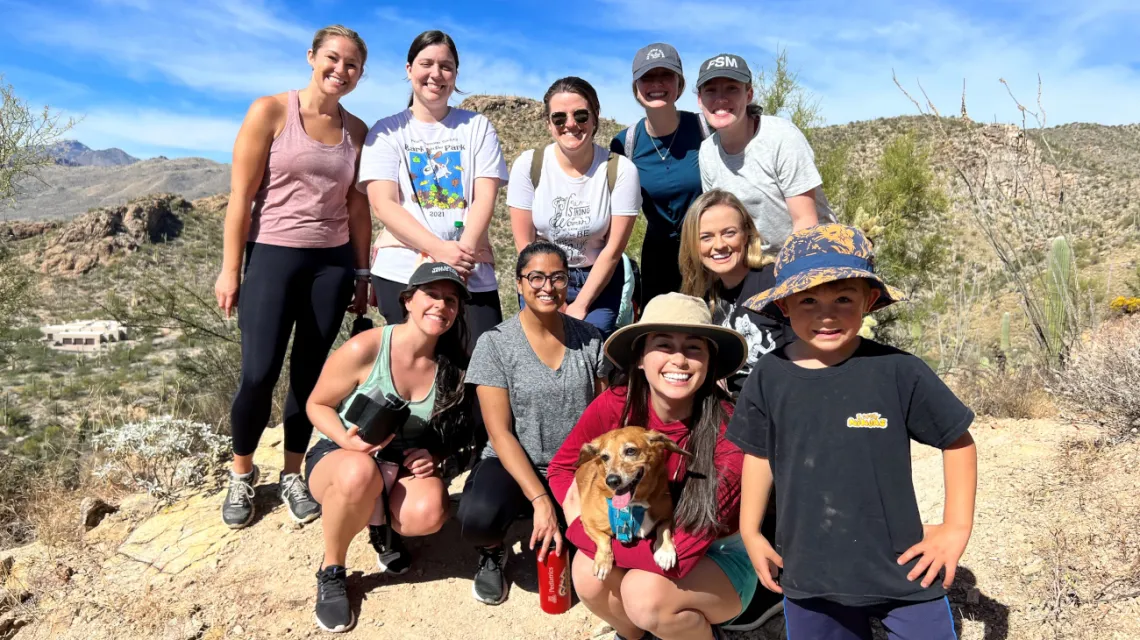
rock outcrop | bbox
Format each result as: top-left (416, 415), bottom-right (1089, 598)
top-left (0, 222), bottom-right (57, 242)
top-left (37, 194), bottom-right (189, 276)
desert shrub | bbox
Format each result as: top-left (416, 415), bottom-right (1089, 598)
top-left (950, 365), bottom-right (1053, 419)
top-left (92, 416), bottom-right (231, 499)
top-left (1056, 317), bottom-right (1140, 439)
top-left (1109, 296), bottom-right (1140, 315)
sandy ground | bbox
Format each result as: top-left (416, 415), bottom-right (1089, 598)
top-left (4, 416), bottom-right (1137, 640)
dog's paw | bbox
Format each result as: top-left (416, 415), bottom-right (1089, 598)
top-left (593, 550), bottom-right (614, 580)
top-left (653, 546), bottom-right (677, 571)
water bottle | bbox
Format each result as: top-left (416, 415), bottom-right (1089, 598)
top-left (537, 544), bottom-right (572, 614)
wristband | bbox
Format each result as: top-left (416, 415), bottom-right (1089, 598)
top-left (354, 268), bottom-right (371, 277)
top-left (530, 493), bottom-right (549, 504)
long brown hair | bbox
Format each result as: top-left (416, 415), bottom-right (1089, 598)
top-left (613, 337), bottom-right (730, 535)
top-left (679, 189), bottom-right (770, 306)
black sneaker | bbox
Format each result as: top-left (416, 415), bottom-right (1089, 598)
top-left (315, 565), bottom-right (354, 633)
top-left (368, 524), bottom-right (410, 575)
top-left (280, 472), bottom-right (321, 524)
top-left (221, 465), bottom-right (260, 529)
top-left (471, 545), bottom-right (508, 605)
top-left (721, 585), bottom-right (784, 632)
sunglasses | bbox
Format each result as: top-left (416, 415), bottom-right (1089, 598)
top-left (550, 109), bottom-right (591, 128)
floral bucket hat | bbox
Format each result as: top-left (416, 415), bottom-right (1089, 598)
top-left (743, 224), bottom-right (907, 316)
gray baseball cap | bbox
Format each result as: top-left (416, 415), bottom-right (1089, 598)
top-left (632, 43), bottom-right (683, 81)
top-left (696, 53), bottom-right (752, 88)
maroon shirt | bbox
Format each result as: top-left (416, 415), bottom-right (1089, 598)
top-left (546, 386), bottom-right (743, 579)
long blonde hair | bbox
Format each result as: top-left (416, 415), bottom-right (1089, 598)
top-left (679, 189), bottom-right (770, 306)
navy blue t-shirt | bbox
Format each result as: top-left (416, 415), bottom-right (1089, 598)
top-left (726, 339), bottom-right (974, 606)
top-left (610, 111), bottom-right (704, 242)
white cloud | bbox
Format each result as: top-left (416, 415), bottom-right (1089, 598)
top-left (70, 108), bottom-right (242, 155)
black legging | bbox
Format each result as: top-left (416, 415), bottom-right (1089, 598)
top-left (639, 231), bottom-right (683, 305)
top-left (230, 242), bottom-right (354, 456)
top-left (457, 457), bottom-right (564, 548)
top-left (371, 275), bottom-right (502, 348)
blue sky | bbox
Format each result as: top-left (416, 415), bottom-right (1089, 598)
top-left (2, 0), bottom-right (1137, 163)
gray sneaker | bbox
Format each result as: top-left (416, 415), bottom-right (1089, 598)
top-left (280, 473), bottom-right (321, 524)
top-left (471, 546), bottom-right (508, 605)
top-left (222, 465), bottom-right (260, 529)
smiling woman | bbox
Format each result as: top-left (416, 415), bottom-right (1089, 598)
top-left (507, 77), bottom-right (642, 337)
top-left (213, 23), bottom-right (372, 539)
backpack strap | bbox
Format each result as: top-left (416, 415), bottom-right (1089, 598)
top-left (622, 119), bottom-right (642, 158)
top-left (606, 151), bottom-right (620, 195)
top-left (529, 146), bottom-right (545, 191)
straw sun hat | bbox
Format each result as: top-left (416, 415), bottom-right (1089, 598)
top-left (603, 292), bottom-right (747, 381)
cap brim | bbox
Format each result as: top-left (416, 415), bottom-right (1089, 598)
top-left (633, 61), bottom-right (683, 81)
top-left (403, 277), bottom-right (472, 301)
top-left (743, 268), bottom-right (907, 319)
top-left (696, 68), bottom-right (751, 87)
top-left (603, 321), bottom-right (747, 381)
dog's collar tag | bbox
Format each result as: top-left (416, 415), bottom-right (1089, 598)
top-left (606, 499), bottom-right (647, 544)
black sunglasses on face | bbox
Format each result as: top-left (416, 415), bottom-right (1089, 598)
top-left (550, 109), bottom-right (590, 128)
top-left (521, 271), bottom-right (570, 290)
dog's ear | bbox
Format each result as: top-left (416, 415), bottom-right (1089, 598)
top-left (647, 430), bottom-right (694, 459)
top-left (575, 440), bottom-right (601, 468)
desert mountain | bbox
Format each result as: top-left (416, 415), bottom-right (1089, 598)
top-left (45, 140), bottom-right (138, 167)
top-left (3, 156), bottom-right (229, 222)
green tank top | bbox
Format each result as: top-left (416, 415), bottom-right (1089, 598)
top-left (331, 324), bottom-right (437, 452)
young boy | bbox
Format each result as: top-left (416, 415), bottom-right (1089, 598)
top-left (726, 224), bottom-right (977, 639)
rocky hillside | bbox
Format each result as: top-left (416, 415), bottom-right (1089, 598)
top-left (4, 157), bottom-right (228, 221)
top-left (45, 141), bottom-right (138, 168)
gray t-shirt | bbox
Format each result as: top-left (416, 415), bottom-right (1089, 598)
top-left (467, 314), bottom-right (605, 468)
top-left (699, 115), bottom-right (836, 255)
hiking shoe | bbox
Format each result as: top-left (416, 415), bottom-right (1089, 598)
top-left (471, 545), bottom-right (508, 605)
top-left (280, 472), bottom-right (321, 524)
top-left (315, 565), bottom-right (355, 633)
top-left (721, 587), bottom-right (784, 632)
top-left (368, 524), bottom-right (410, 575)
top-left (221, 465), bottom-right (260, 529)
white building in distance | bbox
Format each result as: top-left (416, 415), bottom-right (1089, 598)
top-left (40, 320), bottom-right (129, 352)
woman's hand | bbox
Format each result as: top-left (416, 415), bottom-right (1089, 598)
top-left (337, 425), bottom-right (394, 455)
top-left (215, 270), bottom-right (240, 318)
top-left (565, 299), bottom-right (588, 321)
top-left (402, 448), bottom-right (437, 479)
top-left (348, 278), bottom-right (369, 315)
top-left (529, 495), bottom-right (564, 562)
top-left (434, 241), bottom-right (476, 279)
top-left (742, 531), bottom-right (784, 594)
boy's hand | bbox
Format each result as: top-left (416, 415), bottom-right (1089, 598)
top-left (742, 532), bottom-right (784, 594)
top-left (897, 523), bottom-right (972, 588)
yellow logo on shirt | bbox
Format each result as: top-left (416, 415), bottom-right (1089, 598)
top-left (847, 412), bottom-right (889, 429)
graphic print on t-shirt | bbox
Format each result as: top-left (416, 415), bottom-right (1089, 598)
top-left (549, 194), bottom-right (594, 263)
top-left (847, 412), bottom-right (889, 429)
top-left (408, 146), bottom-right (466, 213)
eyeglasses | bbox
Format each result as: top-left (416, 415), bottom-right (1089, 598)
top-left (521, 271), bottom-right (569, 290)
top-left (549, 109), bottom-right (590, 128)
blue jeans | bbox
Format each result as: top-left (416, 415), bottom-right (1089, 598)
top-left (519, 265), bottom-right (623, 337)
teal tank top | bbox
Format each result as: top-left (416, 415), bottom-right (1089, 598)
top-left (331, 325), bottom-right (436, 452)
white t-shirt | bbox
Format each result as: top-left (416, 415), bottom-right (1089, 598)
top-left (358, 108), bottom-right (509, 292)
top-left (699, 115), bottom-right (836, 255)
top-left (506, 144), bottom-right (641, 268)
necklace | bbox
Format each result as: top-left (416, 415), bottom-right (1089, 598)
top-left (648, 125), bottom-right (676, 163)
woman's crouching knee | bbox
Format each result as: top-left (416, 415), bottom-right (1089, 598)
top-left (620, 572), bottom-right (671, 633)
top-left (395, 489), bottom-right (449, 537)
top-left (329, 454), bottom-right (383, 505)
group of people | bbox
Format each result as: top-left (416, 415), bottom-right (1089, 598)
top-left (213, 25), bottom-right (978, 640)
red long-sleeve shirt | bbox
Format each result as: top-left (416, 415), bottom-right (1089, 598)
top-left (545, 386), bottom-right (743, 579)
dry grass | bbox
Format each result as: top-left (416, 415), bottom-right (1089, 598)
top-left (949, 366), bottom-right (1056, 420)
top-left (1057, 316), bottom-right (1140, 441)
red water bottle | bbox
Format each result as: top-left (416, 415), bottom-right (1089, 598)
top-left (537, 545), bottom-right (571, 614)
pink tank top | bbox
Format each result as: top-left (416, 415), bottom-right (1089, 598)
top-left (249, 90), bottom-right (356, 248)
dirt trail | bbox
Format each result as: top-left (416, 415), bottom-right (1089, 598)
top-left (3, 417), bottom-right (1133, 640)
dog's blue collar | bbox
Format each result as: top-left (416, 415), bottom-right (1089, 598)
top-left (607, 499), bottom-right (647, 544)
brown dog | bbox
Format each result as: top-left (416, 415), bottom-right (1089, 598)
top-left (574, 426), bottom-right (693, 579)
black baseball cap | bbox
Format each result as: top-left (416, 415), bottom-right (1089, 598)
top-left (696, 53), bottom-right (752, 88)
top-left (404, 262), bottom-right (470, 300)
top-left (632, 43), bottom-right (683, 81)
